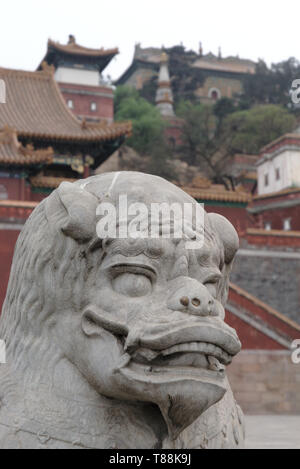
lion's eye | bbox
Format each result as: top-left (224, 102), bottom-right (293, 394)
top-left (109, 265), bottom-right (155, 297)
top-left (204, 275), bottom-right (220, 299)
top-left (204, 281), bottom-right (218, 298)
top-left (112, 272), bottom-right (152, 297)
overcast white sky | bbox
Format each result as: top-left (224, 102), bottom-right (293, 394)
top-left (1, 0), bottom-right (300, 80)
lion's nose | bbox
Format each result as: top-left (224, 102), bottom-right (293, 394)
top-left (167, 279), bottom-right (216, 317)
top-left (178, 292), bottom-right (214, 316)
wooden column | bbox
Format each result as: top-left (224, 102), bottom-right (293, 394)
top-left (83, 155), bottom-right (91, 178)
top-left (20, 173), bottom-right (26, 201)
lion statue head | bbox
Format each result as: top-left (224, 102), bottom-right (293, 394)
top-left (0, 172), bottom-right (244, 449)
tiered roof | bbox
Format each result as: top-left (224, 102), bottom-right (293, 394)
top-left (181, 176), bottom-right (252, 204)
top-left (260, 133), bottom-right (300, 153)
top-left (253, 187), bottom-right (300, 201)
top-left (258, 133), bottom-right (300, 166)
top-left (30, 175), bottom-right (76, 189)
top-left (116, 44), bottom-right (256, 85)
top-left (38, 36), bottom-right (118, 73)
top-left (0, 66), bottom-right (131, 144)
top-left (192, 54), bottom-right (256, 75)
top-left (0, 127), bottom-right (53, 166)
top-left (47, 38), bottom-right (118, 58)
top-left (133, 45), bottom-right (256, 74)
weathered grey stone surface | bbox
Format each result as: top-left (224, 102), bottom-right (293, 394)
top-left (0, 172), bottom-right (244, 449)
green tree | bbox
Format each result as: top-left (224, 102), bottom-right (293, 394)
top-left (213, 97), bottom-right (236, 134)
top-left (176, 100), bottom-right (236, 185)
top-left (226, 104), bottom-right (296, 154)
top-left (114, 85), bottom-right (140, 113)
top-left (114, 86), bottom-right (174, 178)
top-left (241, 58), bottom-right (300, 107)
top-left (213, 97), bottom-right (236, 121)
top-left (114, 85), bottom-right (165, 154)
top-left (176, 101), bottom-right (296, 185)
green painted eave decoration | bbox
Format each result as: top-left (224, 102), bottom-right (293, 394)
top-left (195, 199), bottom-right (247, 208)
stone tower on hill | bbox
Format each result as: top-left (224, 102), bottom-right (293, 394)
top-left (155, 52), bottom-right (175, 117)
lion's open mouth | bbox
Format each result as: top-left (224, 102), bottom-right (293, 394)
top-left (82, 305), bottom-right (241, 378)
top-left (131, 341), bottom-right (230, 372)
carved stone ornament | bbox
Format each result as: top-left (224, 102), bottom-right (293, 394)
top-left (0, 172), bottom-right (244, 449)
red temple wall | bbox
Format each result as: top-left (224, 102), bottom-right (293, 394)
top-left (165, 125), bottom-right (182, 147)
top-left (28, 191), bottom-right (46, 203)
top-left (0, 229), bottom-right (20, 311)
top-left (253, 205), bottom-right (300, 231)
top-left (0, 178), bottom-right (46, 203)
top-left (245, 231), bottom-right (300, 248)
top-left (225, 309), bottom-right (284, 350)
top-left (0, 177), bottom-right (22, 200)
top-left (204, 204), bottom-right (252, 235)
top-left (59, 83), bottom-right (114, 122)
top-left (229, 287), bottom-right (299, 339)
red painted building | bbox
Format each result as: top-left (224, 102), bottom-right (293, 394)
top-left (0, 227), bottom-right (21, 308)
top-left (0, 200), bottom-right (38, 310)
top-left (251, 133), bottom-right (300, 231)
top-left (250, 187), bottom-right (300, 231)
top-left (39, 36), bottom-right (117, 123)
top-left (0, 58), bottom-right (131, 311)
top-left (0, 65), bottom-right (131, 200)
top-left (0, 127), bottom-right (53, 202)
top-left (181, 175), bottom-right (252, 236)
top-left (244, 227), bottom-right (300, 248)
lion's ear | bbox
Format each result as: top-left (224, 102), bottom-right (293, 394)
top-left (45, 181), bottom-right (98, 242)
top-left (208, 213), bottom-right (239, 264)
top-left (208, 213), bottom-right (239, 305)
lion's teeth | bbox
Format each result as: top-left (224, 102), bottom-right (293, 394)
top-left (189, 342), bottom-right (199, 352)
top-left (113, 353), bottom-right (131, 372)
top-left (161, 344), bottom-right (180, 355)
top-left (133, 348), bottom-right (160, 362)
top-left (208, 355), bottom-right (225, 372)
top-left (160, 341), bottom-right (231, 366)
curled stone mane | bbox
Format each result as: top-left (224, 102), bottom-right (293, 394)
top-left (0, 172), bottom-right (245, 449)
top-left (1, 202), bottom-right (83, 366)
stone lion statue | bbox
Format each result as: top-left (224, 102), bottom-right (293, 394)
top-left (0, 172), bottom-right (244, 449)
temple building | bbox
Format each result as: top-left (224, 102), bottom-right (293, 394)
top-left (116, 43), bottom-right (256, 104)
top-left (191, 47), bottom-right (256, 103)
top-left (38, 35), bottom-right (118, 123)
top-left (180, 175), bottom-right (252, 235)
top-left (0, 127), bottom-right (53, 201)
top-left (250, 133), bottom-right (300, 231)
top-left (0, 64), bottom-right (131, 200)
top-left (0, 55), bottom-right (131, 307)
